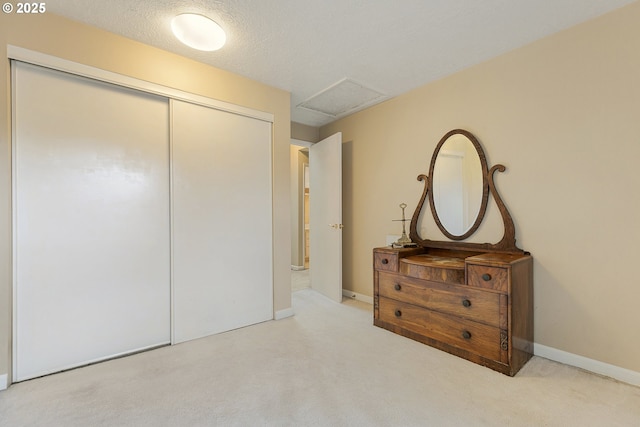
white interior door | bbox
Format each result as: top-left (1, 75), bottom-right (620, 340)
top-left (171, 100), bottom-right (273, 343)
top-left (13, 61), bottom-right (171, 381)
top-left (309, 132), bottom-right (343, 302)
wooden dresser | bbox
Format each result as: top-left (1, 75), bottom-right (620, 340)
top-left (376, 129), bottom-right (534, 376)
top-left (373, 246), bottom-right (533, 376)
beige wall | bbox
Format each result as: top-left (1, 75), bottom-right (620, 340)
top-left (0, 13), bottom-right (291, 382)
top-left (291, 121), bottom-right (320, 143)
top-left (321, 2), bottom-right (640, 373)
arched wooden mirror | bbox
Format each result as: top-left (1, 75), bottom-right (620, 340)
top-left (428, 129), bottom-right (488, 240)
top-left (409, 129), bottom-right (524, 254)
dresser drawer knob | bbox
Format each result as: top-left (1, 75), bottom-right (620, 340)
top-left (381, 258), bottom-right (389, 265)
top-left (394, 309), bottom-right (402, 317)
top-left (462, 299), bottom-right (471, 307)
top-left (482, 273), bottom-right (492, 281)
top-left (462, 330), bottom-right (472, 340)
top-left (394, 283), bottom-right (401, 291)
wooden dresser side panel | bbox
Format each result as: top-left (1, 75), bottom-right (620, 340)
top-left (510, 256), bottom-right (534, 373)
top-left (373, 270), bottom-right (380, 320)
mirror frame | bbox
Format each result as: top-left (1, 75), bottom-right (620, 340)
top-left (409, 129), bottom-right (525, 254)
top-left (428, 129), bottom-right (488, 240)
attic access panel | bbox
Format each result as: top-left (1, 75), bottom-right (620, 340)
top-left (297, 78), bottom-right (387, 118)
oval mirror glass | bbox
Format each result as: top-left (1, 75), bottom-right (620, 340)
top-left (429, 131), bottom-right (486, 239)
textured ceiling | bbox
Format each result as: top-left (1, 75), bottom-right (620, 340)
top-left (47, 0), bottom-right (636, 127)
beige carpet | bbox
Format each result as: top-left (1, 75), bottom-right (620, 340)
top-left (1, 289), bottom-right (639, 426)
top-left (291, 268), bottom-right (310, 292)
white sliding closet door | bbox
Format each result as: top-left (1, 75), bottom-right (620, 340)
top-left (172, 100), bottom-right (273, 343)
top-left (13, 62), bottom-right (171, 381)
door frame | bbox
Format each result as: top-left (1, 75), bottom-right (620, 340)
top-left (291, 138), bottom-right (313, 272)
top-left (302, 162), bottom-right (310, 267)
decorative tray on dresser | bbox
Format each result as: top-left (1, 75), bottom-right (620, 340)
top-left (373, 129), bottom-right (533, 376)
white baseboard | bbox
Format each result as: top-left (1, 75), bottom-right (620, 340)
top-left (290, 265), bottom-right (305, 271)
top-left (0, 374), bottom-right (7, 391)
top-left (342, 289), bottom-right (374, 305)
top-left (274, 307), bottom-right (294, 320)
top-left (534, 343), bottom-right (640, 387)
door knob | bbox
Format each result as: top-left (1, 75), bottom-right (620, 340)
top-left (329, 223), bottom-right (344, 229)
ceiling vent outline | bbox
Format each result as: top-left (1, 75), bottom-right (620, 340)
top-left (296, 78), bottom-right (388, 118)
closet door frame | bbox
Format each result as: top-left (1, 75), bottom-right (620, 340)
top-left (8, 46), bottom-right (272, 123)
top-left (9, 46), bottom-right (275, 371)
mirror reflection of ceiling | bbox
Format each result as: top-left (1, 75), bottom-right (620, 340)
top-left (46, 0), bottom-right (636, 126)
top-left (433, 135), bottom-right (483, 237)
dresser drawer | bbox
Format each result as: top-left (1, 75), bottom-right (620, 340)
top-left (378, 272), bottom-right (500, 327)
top-left (400, 255), bottom-right (465, 284)
top-left (467, 265), bottom-right (509, 292)
top-left (379, 297), bottom-right (502, 361)
top-left (374, 252), bottom-right (399, 272)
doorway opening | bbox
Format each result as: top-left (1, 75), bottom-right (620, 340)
top-left (290, 133), bottom-right (343, 301)
top-left (291, 141), bottom-right (311, 292)
top-left (303, 162), bottom-right (310, 269)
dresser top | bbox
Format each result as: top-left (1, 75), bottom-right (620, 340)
top-left (374, 246), bottom-right (531, 268)
top-left (466, 252), bottom-right (532, 267)
top-left (374, 246), bottom-right (424, 256)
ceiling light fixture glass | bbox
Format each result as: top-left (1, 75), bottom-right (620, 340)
top-left (171, 13), bottom-right (226, 51)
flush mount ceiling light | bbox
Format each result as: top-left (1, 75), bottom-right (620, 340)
top-left (171, 13), bottom-right (226, 51)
